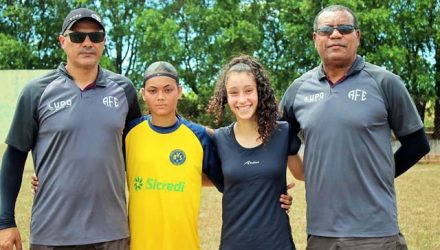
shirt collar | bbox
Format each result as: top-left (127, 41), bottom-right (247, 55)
top-left (317, 55), bottom-right (365, 81)
top-left (57, 62), bottom-right (106, 87)
top-left (146, 114), bottom-right (182, 134)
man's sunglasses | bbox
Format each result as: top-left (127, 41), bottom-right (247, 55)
top-left (63, 32), bottom-right (105, 43)
top-left (314, 25), bottom-right (357, 36)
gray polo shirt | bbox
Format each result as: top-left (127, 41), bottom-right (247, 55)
top-left (280, 56), bottom-right (423, 237)
top-left (6, 63), bottom-right (141, 245)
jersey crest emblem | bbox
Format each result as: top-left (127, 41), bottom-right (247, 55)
top-left (169, 149), bottom-right (186, 166)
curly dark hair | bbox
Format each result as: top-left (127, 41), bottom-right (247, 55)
top-left (208, 55), bottom-right (278, 144)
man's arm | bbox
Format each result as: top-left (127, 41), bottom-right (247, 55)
top-left (394, 128), bottom-right (430, 178)
top-left (0, 145), bottom-right (27, 250)
top-left (202, 173), bottom-right (214, 186)
top-left (0, 146), bottom-right (27, 229)
top-left (288, 154), bottom-right (304, 181)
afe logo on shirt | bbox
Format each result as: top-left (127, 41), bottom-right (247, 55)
top-left (47, 99), bottom-right (72, 111)
top-left (102, 96), bottom-right (119, 108)
top-left (348, 89), bottom-right (367, 101)
top-left (170, 149), bottom-right (186, 166)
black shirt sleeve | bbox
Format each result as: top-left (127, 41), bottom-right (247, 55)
top-left (0, 145), bottom-right (28, 229)
top-left (394, 128), bottom-right (430, 178)
top-left (202, 130), bottom-right (224, 193)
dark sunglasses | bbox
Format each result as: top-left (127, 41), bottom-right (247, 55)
top-left (314, 25), bottom-right (357, 36)
top-left (63, 31), bottom-right (105, 43)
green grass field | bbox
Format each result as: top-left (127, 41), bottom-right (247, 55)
top-left (1, 144), bottom-right (438, 249)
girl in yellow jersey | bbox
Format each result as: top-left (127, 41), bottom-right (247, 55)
top-left (124, 61), bottom-right (223, 250)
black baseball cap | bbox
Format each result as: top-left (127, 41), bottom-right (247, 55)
top-left (61, 8), bottom-right (105, 34)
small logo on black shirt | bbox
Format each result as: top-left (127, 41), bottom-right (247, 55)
top-left (244, 160), bottom-right (260, 166)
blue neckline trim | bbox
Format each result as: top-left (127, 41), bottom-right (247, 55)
top-left (146, 115), bottom-right (181, 134)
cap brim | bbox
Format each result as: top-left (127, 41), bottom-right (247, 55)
top-left (63, 17), bottom-right (105, 34)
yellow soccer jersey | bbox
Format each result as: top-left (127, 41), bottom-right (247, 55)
top-left (125, 115), bottom-right (222, 250)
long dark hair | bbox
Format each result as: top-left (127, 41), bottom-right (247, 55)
top-left (208, 55), bottom-right (278, 144)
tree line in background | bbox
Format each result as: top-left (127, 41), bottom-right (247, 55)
top-left (1, 0), bottom-right (440, 135)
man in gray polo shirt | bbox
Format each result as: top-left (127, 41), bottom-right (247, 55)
top-left (280, 5), bottom-right (430, 250)
top-left (0, 8), bottom-right (141, 250)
